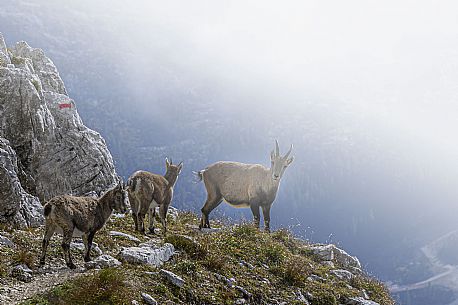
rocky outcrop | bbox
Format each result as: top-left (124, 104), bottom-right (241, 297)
top-left (85, 254), bottom-right (121, 269)
top-left (0, 138), bottom-right (43, 227)
top-left (0, 34), bottom-right (10, 67)
top-left (0, 34), bottom-right (118, 227)
top-left (310, 244), bottom-right (362, 271)
top-left (119, 243), bottom-right (175, 266)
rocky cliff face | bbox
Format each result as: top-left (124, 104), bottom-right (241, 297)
top-left (0, 33), bottom-right (118, 227)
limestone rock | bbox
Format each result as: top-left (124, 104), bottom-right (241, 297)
top-left (0, 34), bottom-right (118, 226)
top-left (119, 243), bottom-right (174, 266)
top-left (85, 254), bottom-right (121, 269)
top-left (0, 33), bottom-right (10, 67)
top-left (11, 264), bottom-right (33, 282)
top-left (214, 273), bottom-right (236, 288)
top-left (0, 138), bottom-right (43, 227)
top-left (235, 285), bottom-right (252, 299)
top-left (11, 41), bottom-right (66, 95)
top-left (331, 269), bottom-right (354, 281)
top-left (141, 293), bottom-right (158, 305)
top-left (70, 240), bottom-right (102, 256)
top-left (345, 297), bottom-right (380, 305)
top-left (109, 230), bottom-right (141, 242)
top-left (0, 234), bottom-right (14, 247)
top-left (160, 269), bottom-right (185, 287)
top-left (310, 244), bottom-right (362, 270)
top-left (296, 290), bottom-right (310, 304)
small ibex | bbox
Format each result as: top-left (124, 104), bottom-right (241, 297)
top-left (127, 158), bottom-right (182, 235)
top-left (40, 182), bottom-right (128, 269)
top-left (196, 140), bottom-right (293, 232)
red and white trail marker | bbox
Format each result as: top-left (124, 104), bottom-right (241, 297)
top-left (59, 103), bottom-right (72, 109)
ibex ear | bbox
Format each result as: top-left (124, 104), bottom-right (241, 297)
top-left (270, 150), bottom-right (275, 161)
top-left (165, 157), bottom-right (171, 168)
top-left (286, 156), bottom-right (294, 165)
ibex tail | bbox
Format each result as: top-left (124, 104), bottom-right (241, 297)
top-left (193, 170), bottom-right (204, 183)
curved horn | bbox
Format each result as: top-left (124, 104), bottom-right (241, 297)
top-left (275, 140), bottom-right (280, 156)
top-left (284, 144), bottom-right (293, 158)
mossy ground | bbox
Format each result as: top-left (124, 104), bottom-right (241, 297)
top-left (0, 212), bottom-right (394, 305)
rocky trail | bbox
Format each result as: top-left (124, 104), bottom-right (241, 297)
top-left (1, 264), bottom-right (86, 304)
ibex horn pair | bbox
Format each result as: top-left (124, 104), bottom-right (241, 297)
top-left (275, 139), bottom-right (293, 158)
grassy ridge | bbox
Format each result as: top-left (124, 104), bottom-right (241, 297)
top-left (9, 212), bottom-right (394, 305)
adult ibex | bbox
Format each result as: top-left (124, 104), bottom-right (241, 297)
top-left (196, 140), bottom-right (294, 232)
top-left (40, 182), bottom-right (129, 269)
top-left (127, 158), bottom-right (182, 235)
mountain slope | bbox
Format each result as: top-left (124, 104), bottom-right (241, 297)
top-left (0, 211), bottom-right (394, 305)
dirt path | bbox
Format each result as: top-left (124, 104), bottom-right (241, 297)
top-left (0, 263), bottom-right (91, 305)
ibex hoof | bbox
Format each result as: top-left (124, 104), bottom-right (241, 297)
top-left (67, 262), bottom-right (77, 269)
top-left (148, 228), bottom-right (156, 235)
top-left (84, 256), bottom-right (91, 262)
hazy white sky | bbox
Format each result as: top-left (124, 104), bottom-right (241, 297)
top-left (126, 0), bottom-right (458, 158)
top-left (131, 0), bottom-right (458, 100)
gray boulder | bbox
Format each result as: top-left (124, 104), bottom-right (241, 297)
top-left (141, 293), bottom-right (158, 305)
top-left (85, 254), bottom-right (121, 269)
top-left (160, 269), bottom-right (185, 287)
top-left (11, 264), bottom-right (33, 282)
top-left (120, 243), bottom-right (174, 266)
top-left (0, 234), bottom-right (14, 247)
top-left (310, 244), bottom-right (362, 270)
top-left (70, 240), bottom-right (102, 256)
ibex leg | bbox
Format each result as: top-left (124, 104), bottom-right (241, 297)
top-left (148, 207), bottom-right (156, 234)
top-left (200, 197), bottom-right (222, 229)
top-left (62, 227), bottom-right (76, 269)
top-left (262, 204), bottom-right (272, 233)
top-left (250, 204), bottom-right (260, 229)
top-left (159, 204), bottom-right (168, 235)
top-left (40, 222), bottom-right (56, 266)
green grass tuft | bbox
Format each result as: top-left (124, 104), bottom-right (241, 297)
top-left (24, 268), bottom-right (135, 305)
top-left (164, 234), bottom-right (207, 259)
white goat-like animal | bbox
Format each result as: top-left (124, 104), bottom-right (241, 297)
top-left (195, 140), bottom-right (294, 232)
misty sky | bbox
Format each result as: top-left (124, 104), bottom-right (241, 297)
top-left (99, 0), bottom-right (458, 155)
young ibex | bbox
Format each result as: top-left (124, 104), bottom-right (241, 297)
top-left (127, 158), bottom-right (182, 235)
top-left (196, 140), bottom-right (294, 232)
top-left (39, 182), bottom-right (128, 269)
